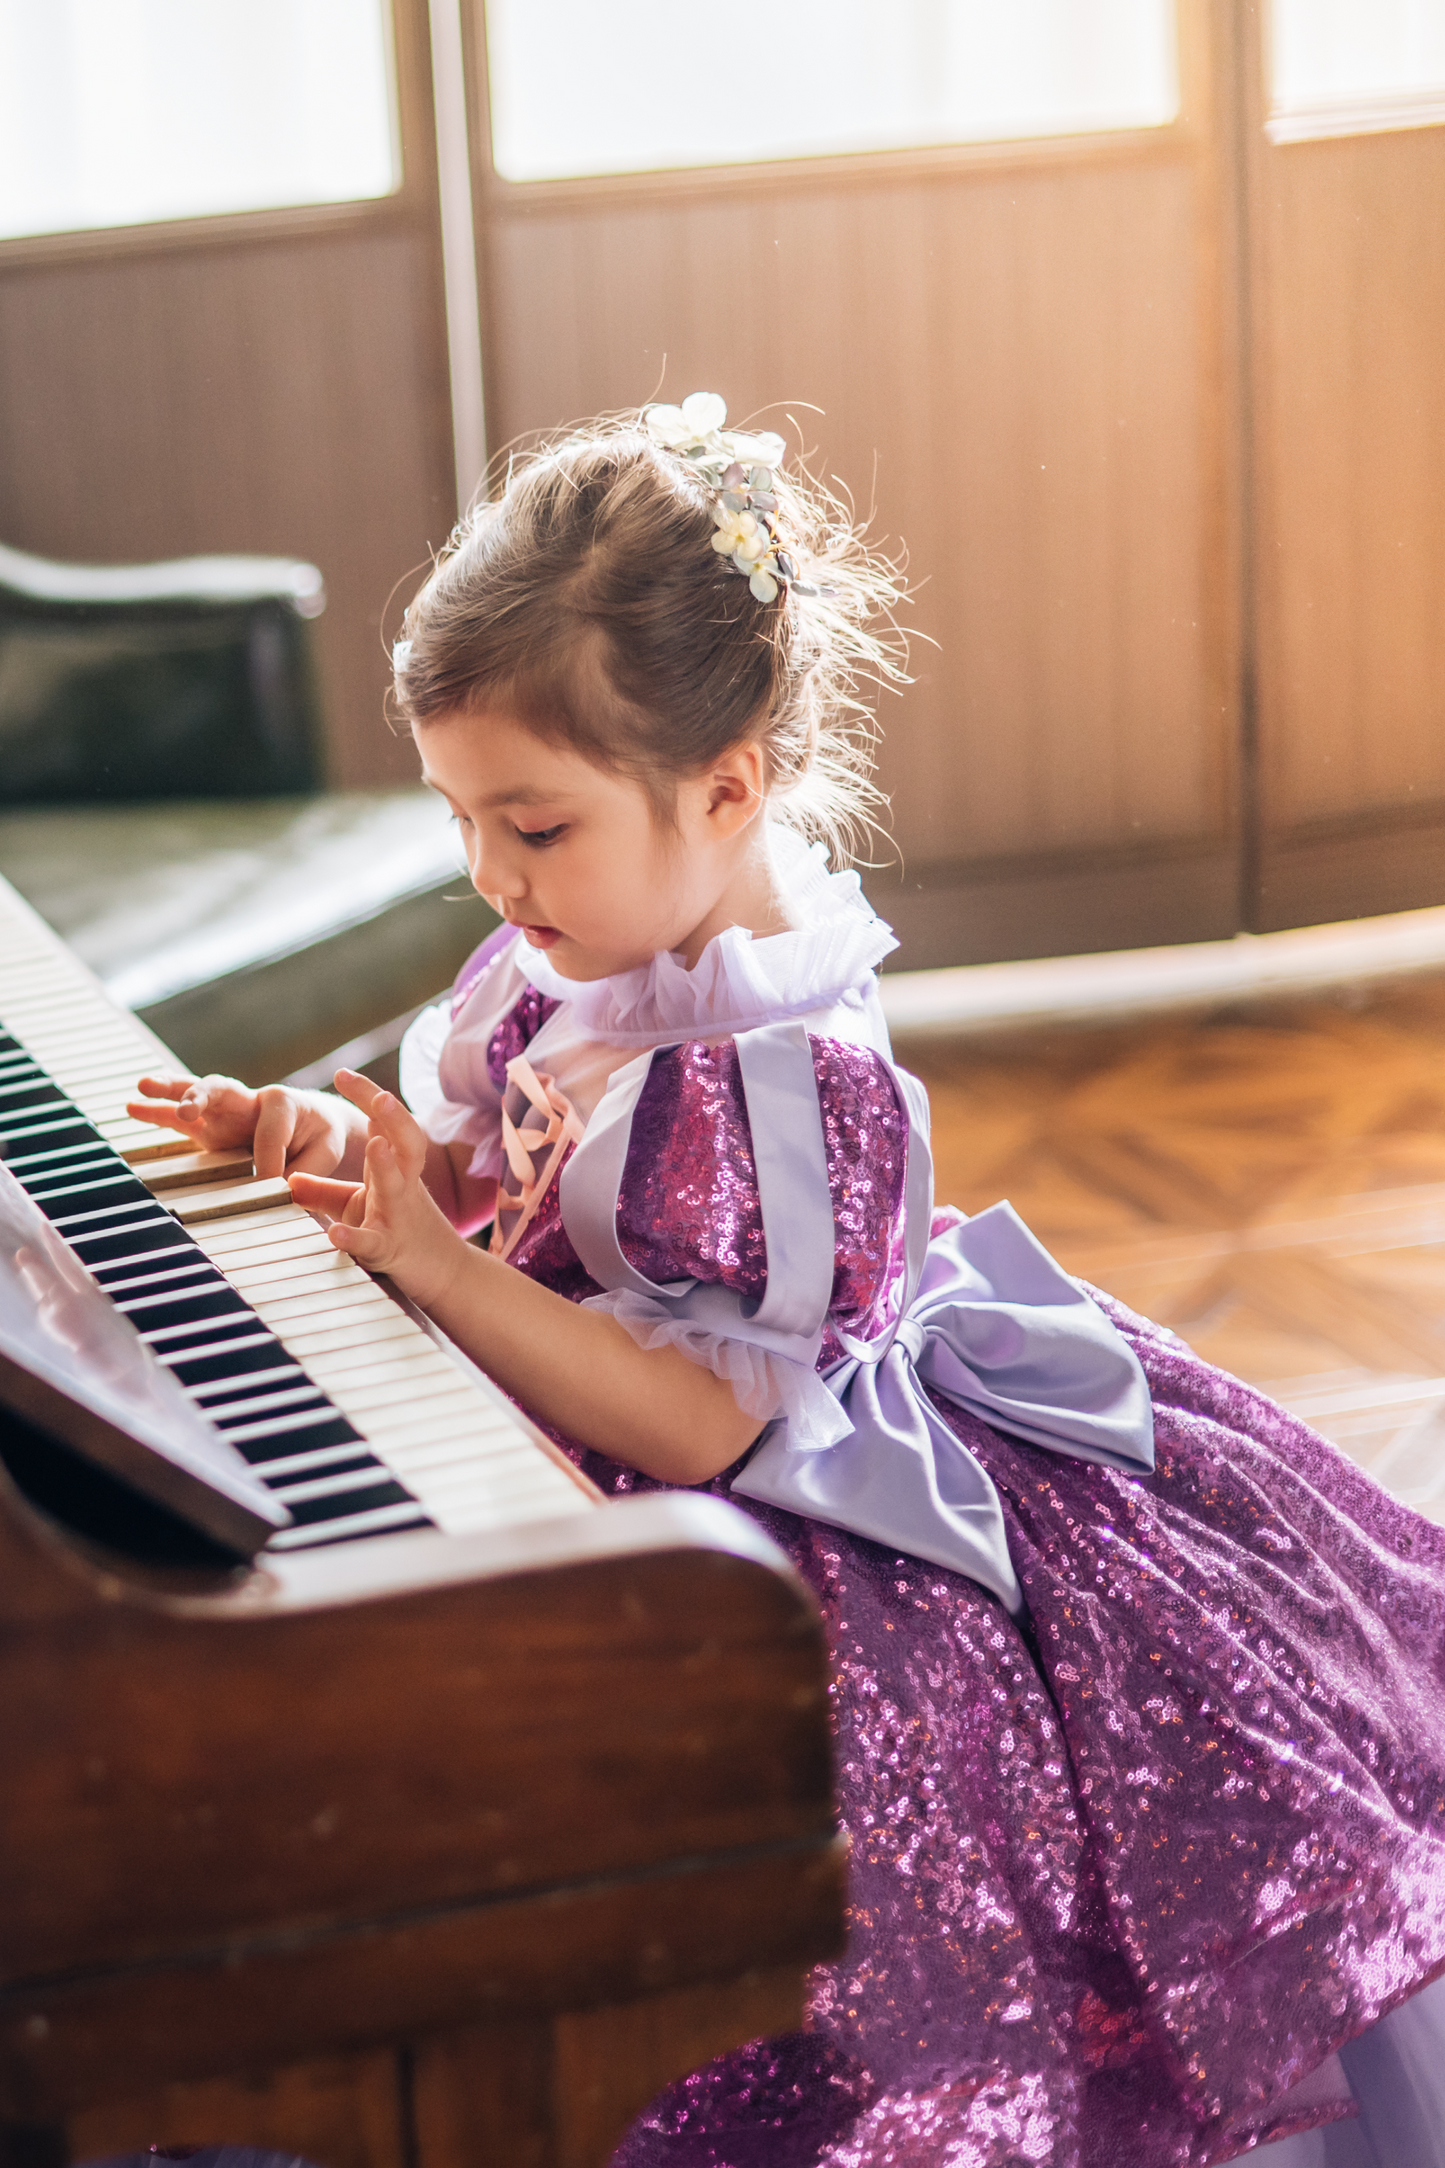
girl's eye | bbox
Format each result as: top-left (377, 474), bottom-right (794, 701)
top-left (516, 823), bottom-right (565, 848)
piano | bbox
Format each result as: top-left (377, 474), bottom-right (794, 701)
top-left (0, 872), bottom-right (843, 2168)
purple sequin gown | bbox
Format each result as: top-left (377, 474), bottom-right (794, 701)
top-left (499, 1035), bottom-right (1445, 2168)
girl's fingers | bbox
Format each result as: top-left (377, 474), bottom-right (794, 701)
top-left (326, 1219), bottom-right (391, 1267)
top-left (288, 1171), bottom-right (362, 1214)
top-left (126, 1096), bottom-right (198, 1127)
top-left (335, 1069), bottom-right (429, 1179)
top-left (133, 1073), bottom-right (194, 1103)
top-left (252, 1086), bottom-right (299, 1179)
top-left (362, 1133), bottom-right (410, 1211)
top-left (332, 1067), bottom-right (383, 1113)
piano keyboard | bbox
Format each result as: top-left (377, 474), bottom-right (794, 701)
top-left (0, 872), bottom-right (597, 1550)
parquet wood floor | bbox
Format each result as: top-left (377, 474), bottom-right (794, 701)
top-left (896, 973), bottom-right (1445, 1524)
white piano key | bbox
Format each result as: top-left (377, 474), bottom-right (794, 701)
top-left (167, 1177), bottom-right (295, 1222)
top-left (244, 1286), bottom-right (399, 1331)
top-left (274, 1296), bottom-right (417, 1341)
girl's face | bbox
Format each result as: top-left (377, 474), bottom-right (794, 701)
top-left (416, 708), bottom-right (773, 981)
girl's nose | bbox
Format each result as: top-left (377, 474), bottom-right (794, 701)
top-left (469, 840), bottom-right (525, 901)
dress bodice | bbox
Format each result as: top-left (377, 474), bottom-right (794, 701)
top-left (399, 833), bottom-right (1154, 1614)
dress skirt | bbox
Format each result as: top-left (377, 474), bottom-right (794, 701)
top-left (602, 1295), bottom-right (1445, 2168)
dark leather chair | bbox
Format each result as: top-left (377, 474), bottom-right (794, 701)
top-left (0, 539), bottom-right (326, 804)
top-left (0, 541), bottom-right (490, 1084)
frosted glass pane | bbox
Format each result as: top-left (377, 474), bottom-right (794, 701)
top-left (0, 0), bottom-right (399, 242)
top-left (1269, 0), bottom-right (1445, 139)
top-left (486, 0), bottom-right (1179, 183)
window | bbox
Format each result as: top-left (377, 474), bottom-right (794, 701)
top-left (484, 0), bottom-right (1179, 185)
top-left (1268, 0), bottom-right (1445, 144)
top-left (0, 0), bottom-right (399, 243)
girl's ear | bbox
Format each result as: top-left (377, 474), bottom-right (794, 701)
top-left (704, 740), bottom-right (768, 836)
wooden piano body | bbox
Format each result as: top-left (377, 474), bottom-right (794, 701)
top-left (0, 875), bottom-right (844, 2168)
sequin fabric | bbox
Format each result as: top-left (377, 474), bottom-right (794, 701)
top-left (616, 1038), bottom-right (908, 1340)
top-left (485, 984), bottom-right (561, 1091)
top-left (504, 1036), bottom-right (908, 1335)
top-left (499, 1047), bottom-right (1445, 2166)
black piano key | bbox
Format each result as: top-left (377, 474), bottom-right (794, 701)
top-left (94, 1260), bottom-right (220, 1302)
top-left (48, 1190), bottom-right (169, 1232)
top-left (85, 1240), bottom-right (197, 1278)
top-left (25, 1171), bottom-right (156, 1217)
top-left (279, 1481), bottom-right (416, 1524)
top-left (165, 1341), bottom-right (300, 1386)
top-left (216, 1410), bottom-right (362, 1454)
top-left (280, 1504), bottom-right (433, 1549)
top-left (21, 1172), bottom-right (142, 1214)
top-left (0, 1092), bottom-right (71, 1127)
top-left (5, 1137), bottom-right (121, 1175)
top-left (0, 1114), bottom-right (100, 1151)
top-left (112, 1283), bottom-right (251, 1327)
top-left (0, 1078), bottom-right (60, 1107)
top-left (185, 1363), bottom-right (305, 1402)
top-left (252, 1439), bottom-right (377, 1479)
top-left (141, 1312), bottom-right (276, 1350)
top-left (70, 1216), bottom-right (189, 1263)
top-left (267, 1460), bottom-right (395, 1499)
top-left (200, 1381), bottom-right (330, 1422)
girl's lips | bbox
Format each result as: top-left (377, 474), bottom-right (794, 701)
top-left (519, 923), bottom-right (560, 949)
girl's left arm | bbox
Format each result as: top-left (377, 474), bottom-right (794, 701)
top-left (289, 1071), bottom-right (763, 1486)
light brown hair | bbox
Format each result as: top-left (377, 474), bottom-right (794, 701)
top-left (392, 412), bottom-right (906, 862)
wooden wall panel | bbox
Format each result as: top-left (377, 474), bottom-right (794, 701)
top-left (480, 119), bottom-right (1237, 964)
top-left (1251, 121), bottom-right (1445, 927)
top-left (0, 0), bottom-right (453, 791)
top-left (0, 230), bottom-right (453, 788)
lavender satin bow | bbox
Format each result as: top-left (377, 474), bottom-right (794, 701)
top-left (735, 1203), bottom-right (1153, 1615)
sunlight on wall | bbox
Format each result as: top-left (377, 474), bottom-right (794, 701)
top-left (486, 0), bottom-right (1179, 183)
top-left (0, 0), bottom-right (398, 241)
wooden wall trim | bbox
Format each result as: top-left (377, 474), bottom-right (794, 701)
top-left (1256, 812), bottom-right (1445, 935)
top-left (479, 124), bottom-right (1200, 216)
top-left (868, 842), bottom-right (1240, 971)
top-left (0, 198), bottom-right (414, 277)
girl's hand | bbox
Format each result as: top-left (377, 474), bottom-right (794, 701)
top-left (126, 1073), bottom-right (355, 1178)
top-left (288, 1070), bottom-right (466, 1312)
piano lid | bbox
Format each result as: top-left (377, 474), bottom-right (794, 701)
top-left (0, 1160), bottom-right (289, 1558)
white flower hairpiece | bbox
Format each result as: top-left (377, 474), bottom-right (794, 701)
top-left (644, 391), bottom-right (814, 604)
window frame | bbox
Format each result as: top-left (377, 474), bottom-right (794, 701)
top-left (467, 0), bottom-right (1204, 214)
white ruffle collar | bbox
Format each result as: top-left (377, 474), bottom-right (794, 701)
top-left (512, 826), bottom-right (896, 1047)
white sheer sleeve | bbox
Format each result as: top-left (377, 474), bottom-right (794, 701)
top-left (398, 999), bottom-right (504, 1178)
top-left (581, 1286), bottom-right (853, 1449)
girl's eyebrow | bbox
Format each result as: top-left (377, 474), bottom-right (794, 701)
top-left (420, 775), bottom-right (561, 811)
top-left (478, 787), bottom-right (566, 809)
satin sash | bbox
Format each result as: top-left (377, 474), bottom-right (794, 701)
top-left (559, 1021), bottom-right (1154, 1615)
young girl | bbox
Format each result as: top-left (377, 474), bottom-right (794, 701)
top-left (132, 396), bottom-right (1445, 2168)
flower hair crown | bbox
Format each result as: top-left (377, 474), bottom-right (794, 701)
top-left (644, 391), bottom-right (815, 604)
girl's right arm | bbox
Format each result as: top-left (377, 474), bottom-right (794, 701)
top-left (126, 1072), bottom-right (497, 1234)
